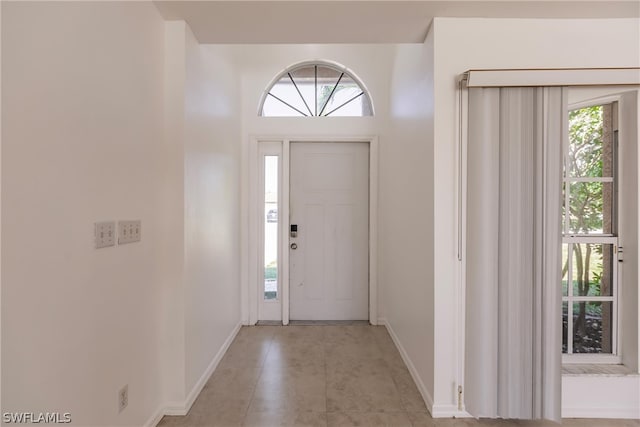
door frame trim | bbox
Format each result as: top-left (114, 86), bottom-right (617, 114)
top-left (245, 136), bottom-right (379, 326)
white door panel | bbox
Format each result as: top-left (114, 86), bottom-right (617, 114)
top-left (290, 142), bottom-right (369, 320)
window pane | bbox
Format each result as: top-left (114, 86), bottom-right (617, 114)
top-left (320, 73), bottom-right (365, 116)
top-left (262, 93), bottom-right (306, 117)
top-left (316, 65), bottom-right (344, 114)
top-left (562, 301), bottom-right (568, 353)
top-left (572, 302), bottom-right (613, 354)
top-left (570, 244), bottom-right (614, 297)
top-left (568, 105), bottom-right (611, 178)
top-left (262, 73), bottom-right (312, 117)
top-left (289, 66), bottom-right (316, 116)
top-left (562, 244), bottom-right (569, 296)
top-left (264, 156), bottom-right (278, 300)
top-left (562, 182), bottom-right (567, 233)
top-left (569, 181), bottom-right (613, 234)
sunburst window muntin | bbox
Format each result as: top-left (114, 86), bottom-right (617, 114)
top-left (259, 62), bottom-right (374, 117)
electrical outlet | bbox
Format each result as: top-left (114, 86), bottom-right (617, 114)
top-left (118, 384), bottom-right (128, 413)
top-left (95, 222), bottom-right (116, 249)
top-left (118, 220), bottom-right (141, 245)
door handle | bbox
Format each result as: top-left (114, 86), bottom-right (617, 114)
top-left (290, 243), bottom-right (298, 250)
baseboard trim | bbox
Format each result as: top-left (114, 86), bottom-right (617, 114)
top-left (163, 401), bottom-right (189, 416)
top-left (184, 322), bottom-right (242, 413)
top-left (383, 320), bottom-right (434, 415)
top-left (430, 403), bottom-right (472, 418)
top-left (143, 406), bottom-right (165, 427)
top-left (562, 407), bottom-right (640, 419)
top-left (144, 321), bottom-right (242, 426)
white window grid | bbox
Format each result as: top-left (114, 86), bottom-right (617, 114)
top-left (562, 102), bottom-right (620, 364)
top-left (561, 236), bottom-right (619, 362)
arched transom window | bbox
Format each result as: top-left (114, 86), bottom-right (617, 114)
top-left (260, 62), bottom-right (373, 117)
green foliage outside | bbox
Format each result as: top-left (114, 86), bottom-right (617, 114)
top-left (567, 105), bottom-right (605, 233)
top-left (564, 105), bottom-right (612, 353)
top-left (264, 260), bottom-right (277, 300)
top-left (317, 84), bottom-right (348, 114)
top-left (565, 105), bottom-right (606, 297)
top-left (264, 260), bottom-right (277, 280)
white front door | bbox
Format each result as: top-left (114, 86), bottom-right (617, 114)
top-left (289, 142), bottom-right (369, 320)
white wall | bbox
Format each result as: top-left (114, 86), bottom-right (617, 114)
top-left (384, 38), bottom-right (435, 409)
top-left (183, 28), bottom-right (242, 396)
top-left (161, 21), bottom-right (187, 409)
top-left (2, 9), bottom-right (243, 425)
top-left (161, 21), bottom-right (242, 415)
top-left (2, 3), bottom-right (166, 425)
top-left (432, 17), bottom-right (640, 417)
top-left (562, 375), bottom-right (640, 419)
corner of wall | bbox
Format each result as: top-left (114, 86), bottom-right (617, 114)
top-left (383, 39), bottom-right (436, 411)
top-left (160, 17), bottom-right (188, 407)
top-left (160, 17), bottom-right (244, 418)
top-left (384, 320), bottom-right (434, 414)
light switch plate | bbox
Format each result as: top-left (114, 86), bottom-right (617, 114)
top-left (95, 221), bottom-right (116, 248)
top-left (118, 220), bottom-right (141, 244)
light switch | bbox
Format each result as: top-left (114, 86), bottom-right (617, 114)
top-left (118, 220), bottom-right (141, 244)
top-left (95, 221), bottom-right (116, 249)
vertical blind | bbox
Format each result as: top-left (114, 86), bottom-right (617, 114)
top-left (465, 87), bottom-right (567, 421)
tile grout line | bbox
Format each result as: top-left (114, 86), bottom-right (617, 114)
top-left (375, 328), bottom-right (414, 423)
top-left (323, 325), bottom-right (329, 426)
top-left (239, 327), bottom-right (276, 426)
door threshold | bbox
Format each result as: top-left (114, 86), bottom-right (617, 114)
top-left (288, 320), bottom-right (370, 326)
top-left (255, 320), bottom-right (283, 326)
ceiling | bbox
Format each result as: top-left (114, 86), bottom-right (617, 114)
top-left (153, 0), bottom-right (640, 44)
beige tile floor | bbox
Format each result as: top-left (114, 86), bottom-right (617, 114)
top-left (158, 325), bottom-right (640, 427)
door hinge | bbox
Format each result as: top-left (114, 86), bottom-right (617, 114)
top-left (457, 385), bottom-right (463, 411)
